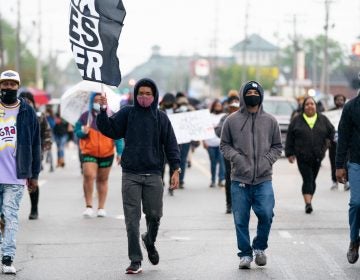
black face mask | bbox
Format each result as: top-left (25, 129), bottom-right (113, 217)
top-left (0, 89), bottom-right (18, 105)
top-left (244, 95), bottom-right (261, 107)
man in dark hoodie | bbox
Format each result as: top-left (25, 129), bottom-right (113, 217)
top-left (220, 81), bottom-right (282, 269)
top-left (336, 93), bottom-right (360, 264)
top-left (96, 78), bottom-right (181, 274)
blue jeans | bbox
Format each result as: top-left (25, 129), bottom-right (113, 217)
top-left (348, 162), bottom-right (360, 242)
top-left (179, 143), bottom-right (191, 184)
top-left (54, 134), bottom-right (68, 158)
top-left (0, 184), bottom-right (25, 259)
top-left (207, 146), bottom-right (225, 184)
top-left (231, 180), bottom-right (275, 257)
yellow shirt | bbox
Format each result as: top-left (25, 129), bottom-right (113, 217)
top-left (303, 113), bottom-right (318, 129)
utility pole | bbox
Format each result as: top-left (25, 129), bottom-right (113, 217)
top-left (208, 0), bottom-right (219, 98)
top-left (15, 0), bottom-right (21, 72)
top-left (320, 0), bottom-right (332, 98)
top-left (241, 0), bottom-right (249, 84)
top-left (292, 15), bottom-right (299, 97)
top-left (36, 0), bottom-right (43, 89)
top-left (0, 9), bottom-right (4, 69)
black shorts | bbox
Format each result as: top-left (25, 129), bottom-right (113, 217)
top-left (81, 154), bottom-right (114, 168)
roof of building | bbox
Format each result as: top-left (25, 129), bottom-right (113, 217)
top-left (231, 34), bottom-right (279, 52)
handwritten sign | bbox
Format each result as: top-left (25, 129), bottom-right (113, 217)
top-left (168, 110), bottom-right (224, 144)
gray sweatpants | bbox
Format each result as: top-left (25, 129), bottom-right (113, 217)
top-left (122, 172), bottom-right (164, 262)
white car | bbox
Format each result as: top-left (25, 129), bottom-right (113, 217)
top-left (262, 96), bottom-right (298, 154)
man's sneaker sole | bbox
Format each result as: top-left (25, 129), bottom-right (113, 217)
top-left (2, 266), bottom-right (16, 274)
top-left (125, 268), bottom-right (142, 274)
top-left (239, 263), bottom-right (251, 269)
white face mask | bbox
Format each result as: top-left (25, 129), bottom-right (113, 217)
top-left (92, 103), bottom-right (101, 112)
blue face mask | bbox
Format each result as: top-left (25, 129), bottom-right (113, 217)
top-left (92, 103), bottom-right (101, 112)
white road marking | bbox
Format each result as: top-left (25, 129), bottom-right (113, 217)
top-left (278, 230), bottom-right (292, 239)
top-left (170, 236), bottom-right (191, 241)
top-left (192, 159), bottom-right (211, 177)
top-left (115, 214), bottom-right (145, 220)
top-left (38, 180), bottom-right (46, 187)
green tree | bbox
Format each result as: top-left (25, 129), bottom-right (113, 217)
top-left (1, 18), bottom-right (37, 85)
top-left (280, 35), bottom-right (346, 78)
top-left (215, 64), bottom-right (277, 95)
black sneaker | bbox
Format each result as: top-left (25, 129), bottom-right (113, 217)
top-left (347, 240), bottom-right (360, 264)
top-left (29, 209), bottom-right (38, 220)
top-left (125, 261), bottom-right (142, 274)
top-left (305, 203), bottom-right (313, 214)
top-left (141, 233), bottom-right (159, 265)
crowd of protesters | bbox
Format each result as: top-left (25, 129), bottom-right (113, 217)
top-left (1, 69), bottom-right (359, 275)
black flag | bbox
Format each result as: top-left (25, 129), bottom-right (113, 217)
top-left (69, 0), bottom-right (126, 87)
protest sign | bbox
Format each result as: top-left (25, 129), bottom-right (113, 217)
top-left (168, 110), bottom-right (224, 144)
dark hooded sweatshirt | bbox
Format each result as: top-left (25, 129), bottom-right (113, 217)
top-left (96, 78), bottom-right (180, 175)
top-left (220, 81), bottom-right (282, 185)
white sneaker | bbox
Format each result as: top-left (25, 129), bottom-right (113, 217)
top-left (83, 207), bottom-right (94, 218)
top-left (2, 264), bottom-right (16, 274)
top-left (97, 209), bottom-right (107, 217)
top-left (239, 256), bottom-right (252, 269)
top-left (254, 249), bottom-right (267, 266)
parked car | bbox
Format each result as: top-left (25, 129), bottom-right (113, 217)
top-left (262, 96), bottom-right (298, 153)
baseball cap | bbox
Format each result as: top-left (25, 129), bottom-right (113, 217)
top-left (0, 70), bottom-right (21, 85)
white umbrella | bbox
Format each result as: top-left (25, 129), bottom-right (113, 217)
top-left (60, 80), bottom-right (121, 125)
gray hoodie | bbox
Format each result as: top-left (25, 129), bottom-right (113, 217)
top-left (220, 81), bottom-right (282, 185)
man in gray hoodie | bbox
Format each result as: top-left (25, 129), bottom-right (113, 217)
top-left (220, 81), bottom-right (282, 269)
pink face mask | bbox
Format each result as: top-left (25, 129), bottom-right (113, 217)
top-left (137, 95), bottom-right (154, 108)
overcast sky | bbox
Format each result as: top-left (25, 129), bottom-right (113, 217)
top-left (1, 0), bottom-right (360, 76)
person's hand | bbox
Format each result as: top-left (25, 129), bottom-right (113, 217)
top-left (43, 142), bottom-right (52, 151)
top-left (99, 95), bottom-right (108, 109)
top-left (170, 170), bottom-right (180, 190)
top-left (82, 125), bottom-right (90, 134)
top-left (27, 179), bottom-right (38, 193)
top-left (116, 155), bottom-right (121, 165)
top-left (203, 141), bottom-right (208, 149)
top-left (288, 155), bottom-right (296, 164)
top-left (336, 168), bottom-right (347, 184)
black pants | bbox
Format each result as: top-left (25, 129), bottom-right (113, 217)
top-left (329, 141), bottom-right (348, 182)
top-left (297, 158), bottom-right (321, 195)
top-left (224, 157), bottom-right (232, 207)
top-left (122, 172), bottom-right (163, 262)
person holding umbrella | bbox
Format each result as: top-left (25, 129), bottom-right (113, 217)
top-left (75, 92), bottom-right (123, 218)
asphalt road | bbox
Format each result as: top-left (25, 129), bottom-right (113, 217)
top-left (7, 143), bottom-right (359, 280)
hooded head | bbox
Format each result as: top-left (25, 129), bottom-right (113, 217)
top-left (18, 91), bottom-right (36, 108)
top-left (133, 78), bottom-right (158, 110)
top-left (89, 92), bottom-right (102, 112)
top-left (160, 92), bottom-right (176, 109)
top-left (240, 80), bottom-right (264, 109)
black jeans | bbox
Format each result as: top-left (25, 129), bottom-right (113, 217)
top-left (297, 158), bottom-right (321, 195)
top-left (122, 172), bottom-right (163, 262)
top-left (329, 141), bottom-right (348, 182)
top-left (224, 157), bottom-right (232, 207)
